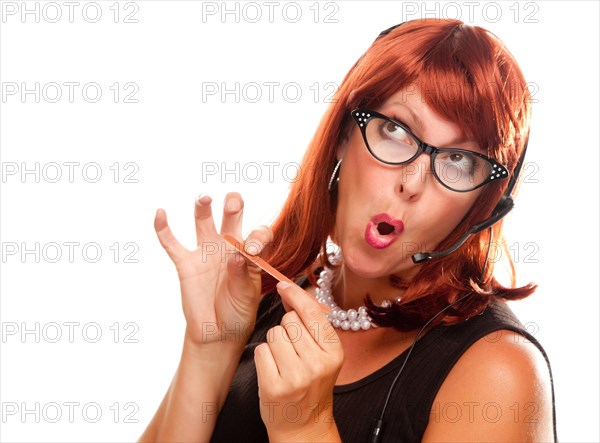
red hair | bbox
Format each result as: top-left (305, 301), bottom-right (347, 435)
top-left (260, 18), bottom-right (536, 330)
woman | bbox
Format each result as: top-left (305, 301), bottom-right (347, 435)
top-left (140, 19), bottom-right (556, 442)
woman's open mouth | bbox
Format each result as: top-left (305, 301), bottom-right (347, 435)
top-left (364, 213), bottom-right (404, 249)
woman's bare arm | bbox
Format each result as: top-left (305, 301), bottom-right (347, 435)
top-left (422, 329), bottom-right (554, 442)
top-left (139, 330), bottom-right (244, 442)
top-left (139, 194), bottom-right (272, 442)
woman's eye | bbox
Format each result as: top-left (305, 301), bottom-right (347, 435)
top-left (383, 122), bottom-right (407, 140)
top-left (444, 151), bottom-right (474, 164)
top-left (439, 151), bottom-right (478, 174)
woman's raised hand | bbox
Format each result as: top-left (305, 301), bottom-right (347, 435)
top-left (153, 192), bottom-right (271, 350)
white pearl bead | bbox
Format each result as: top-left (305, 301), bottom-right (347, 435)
top-left (320, 288), bottom-right (332, 297)
top-left (312, 254), bottom-right (392, 332)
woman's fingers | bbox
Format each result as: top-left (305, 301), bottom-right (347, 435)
top-left (154, 208), bottom-right (188, 265)
top-left (194, 194), bottom-right (219, 247)
top-left (255, 332), bottom-right (308, 400)
top-left (240, 225), bottom-right (274, 277)
top-left (276, 281), bottom-right (339, 354)
top-left (226, 249), bottom-right (263, 312)
top-left (255, 342), bottom-right (281, 385)
top-left (220, 192), bottom-right (244, 241)
top-left (223, 224), bottom-right (273, 305)
top-left (280, 310), bottom-right (322, 361)
top-left (280, 310), bottom-right (318, 359)
top-left (243, 225), bottom-right (273, 256)
top-left (265, 325), bottom-right (301, 376)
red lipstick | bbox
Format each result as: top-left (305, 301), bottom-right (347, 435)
top-left (364, 213), bottom-right (404, 249)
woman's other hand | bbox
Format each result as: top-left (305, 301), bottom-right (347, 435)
top-left (255, 281), bottom-right (344, 442)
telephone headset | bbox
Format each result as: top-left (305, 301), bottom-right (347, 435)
top-left (364, 23), bottom-right (530, 442)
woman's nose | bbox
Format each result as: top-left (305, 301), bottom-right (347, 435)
top-left (397, 153), bottom-right (431, 200)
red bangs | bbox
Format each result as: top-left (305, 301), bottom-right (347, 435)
top-left (347, 20), bottom-right (530, 166)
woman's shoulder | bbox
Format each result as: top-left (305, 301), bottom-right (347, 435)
top-left (421, 301), bottom-right (556, 441)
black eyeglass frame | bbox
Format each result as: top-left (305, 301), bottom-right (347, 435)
top-left (351, 108), bottom-right (510, 192)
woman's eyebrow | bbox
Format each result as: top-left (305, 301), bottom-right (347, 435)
top-left (389, 102), bottom-right (425, 131)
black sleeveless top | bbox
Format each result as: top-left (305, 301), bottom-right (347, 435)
top-left (210, 275), bottom-right (557, 442)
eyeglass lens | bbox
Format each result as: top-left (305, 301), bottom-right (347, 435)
top-left (364, 116), bottom-right (497, 191)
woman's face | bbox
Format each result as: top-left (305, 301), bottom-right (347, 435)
top-left (334, 87), bottom-right (485, 279)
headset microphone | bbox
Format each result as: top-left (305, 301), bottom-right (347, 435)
top-left (412, 140), bottom-right (528, 264)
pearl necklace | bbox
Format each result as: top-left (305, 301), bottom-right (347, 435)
top-left (315, 249), bottom-right (399, 332)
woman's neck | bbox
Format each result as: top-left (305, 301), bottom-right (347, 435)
top-left (330, 264), bottom-right (410, 310)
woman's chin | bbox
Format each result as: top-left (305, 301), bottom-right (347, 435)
top-left (341, 250), bottom-right (399, 279)
top-left (342, 240), bottom-right (424, 278)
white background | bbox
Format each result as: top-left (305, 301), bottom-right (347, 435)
top-left (1, 1), bottom-right (598, 442)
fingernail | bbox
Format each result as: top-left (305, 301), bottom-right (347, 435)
top-left (197, 194), bottom-right (212, 205)
top-left (276, 281), bottom-right (290, 291)
top-left (244, 240), bottom-right (263, 255)
top-left (226, 198), bottom-right (241, 212)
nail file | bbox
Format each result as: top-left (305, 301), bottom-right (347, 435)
top-left (222, 235), bottom-right (295, 284)
top-left (222, 234), bottom-right (332, 314)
